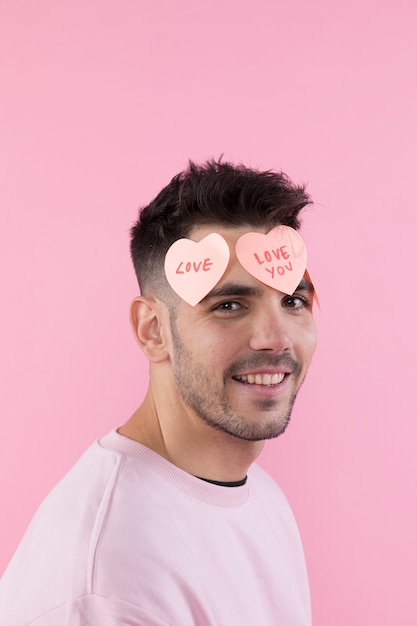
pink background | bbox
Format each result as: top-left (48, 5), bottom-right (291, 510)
top-left (1, 1), bottom-right (416, 624)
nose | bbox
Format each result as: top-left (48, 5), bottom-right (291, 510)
top-left (248, 302), bottom-right (293, 353)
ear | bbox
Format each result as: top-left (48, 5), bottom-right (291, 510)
top-left (130, 296), bottom-right (171, 363)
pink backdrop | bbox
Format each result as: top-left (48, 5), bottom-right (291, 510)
top-left (1, 1), bottom-right (416, 624)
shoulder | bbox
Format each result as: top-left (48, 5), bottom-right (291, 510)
top-left (0, 436), bottom-right (125, 624)
top-left (247, 462), bottom-right (286, 497)
top-left (247, 463), bottom-right (302, 534)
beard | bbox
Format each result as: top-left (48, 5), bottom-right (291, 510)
top-left (170, 323), bottom-right (303, 442)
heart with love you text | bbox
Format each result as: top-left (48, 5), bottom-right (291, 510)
top-left (235, 226), bottom-right (307, 295)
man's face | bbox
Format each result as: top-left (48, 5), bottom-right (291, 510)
top-left (168, 224), bottom-right (317, 442)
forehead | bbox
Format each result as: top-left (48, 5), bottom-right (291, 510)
top-left (189, 223), bottom-right (269, 249)
top-left (188, 223), bottom-right (273, 291)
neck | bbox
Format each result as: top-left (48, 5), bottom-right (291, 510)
top-left (119, 386), bottom-right (264, 483)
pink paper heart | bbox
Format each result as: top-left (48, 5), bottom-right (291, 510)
top-left (164, 233), bottom-right (230, 306)
top-left (235, 226), bottom-right (307, 295)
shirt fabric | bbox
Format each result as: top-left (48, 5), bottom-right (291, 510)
top-left (0, 430), bottom-right (311, 625)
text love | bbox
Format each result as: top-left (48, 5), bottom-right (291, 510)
top-left (176, 258), bottom-right (213, 274)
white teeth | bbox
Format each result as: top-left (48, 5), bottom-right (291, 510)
top-left (235, 373), bottom-right (285, 386)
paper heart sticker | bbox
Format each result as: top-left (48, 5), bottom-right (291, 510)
top-left (304, 267), bottom-right (320, 309)
top-left (235, 226), bottom-right (307, 295)
top-left (164, 233), bottom-right (230, 306)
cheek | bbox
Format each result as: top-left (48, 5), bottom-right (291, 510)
top-left (295, 319), bottom-right (317, 362)
top-left (178, 327), bottom-right (234, 363)
top-left (304, 323), bottom-right (317, 362)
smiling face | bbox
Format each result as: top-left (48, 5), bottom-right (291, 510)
top-left (167, 224), bottom-right (317, 442)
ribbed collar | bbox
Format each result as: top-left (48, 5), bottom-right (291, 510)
top-left (99, 429), bottom-right (250, 508)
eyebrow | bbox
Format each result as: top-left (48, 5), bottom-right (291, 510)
top-left (294, 277), bottom-right (315, 294)
top-left (204, 282), bottom-right (264, 300)
top-left (204, 277), bottom-right (314, 301)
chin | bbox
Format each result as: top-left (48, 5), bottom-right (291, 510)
top-left (216, 414), bottom-right (291, 442)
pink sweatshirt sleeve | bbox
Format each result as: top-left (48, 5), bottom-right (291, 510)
top-left (31, 594), bottom-right (171, 626)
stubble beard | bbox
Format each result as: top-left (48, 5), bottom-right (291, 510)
top-left (170, 323), bottom-right (302, 442)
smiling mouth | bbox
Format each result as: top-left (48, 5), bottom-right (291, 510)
top-left (233, 373), bottom-right (286, 386)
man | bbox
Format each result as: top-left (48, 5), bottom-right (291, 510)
top-left (0, 159), bottom-right (317, 625)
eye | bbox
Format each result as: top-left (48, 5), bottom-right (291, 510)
top-left (282, 295), bottom-right (309, 310)
top-left (214, 301), bottom-right (242, 312)
top-left (211, 300), bottom-right (245, 317)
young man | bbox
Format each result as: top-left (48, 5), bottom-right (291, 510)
top-left (0, 160), bottom-right (317, 625)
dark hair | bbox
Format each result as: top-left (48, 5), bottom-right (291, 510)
top-left (130, 159), bottom-right (311, 295)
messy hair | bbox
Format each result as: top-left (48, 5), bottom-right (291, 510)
top-left (130, 159), bottom-right (311, 295)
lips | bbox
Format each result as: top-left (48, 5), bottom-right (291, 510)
top-left (233, 372), bottom-right (286, 386)
top-left (226, 354), bottom-right (300, 389)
